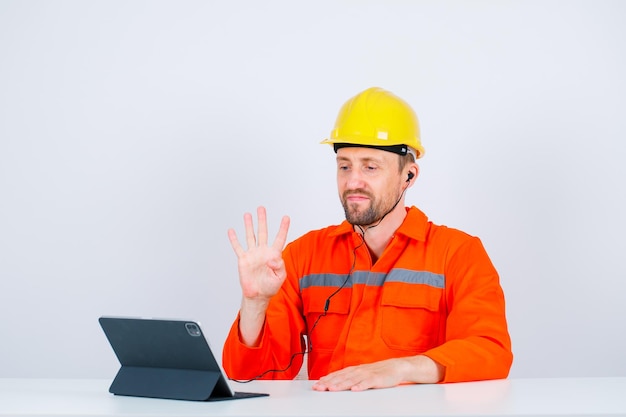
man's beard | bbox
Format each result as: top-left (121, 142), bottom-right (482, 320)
top-left (341, 189), bottom-right (397, 226)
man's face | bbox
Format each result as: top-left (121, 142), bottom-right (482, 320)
top-left (336, 147), bottom-right (404, 227)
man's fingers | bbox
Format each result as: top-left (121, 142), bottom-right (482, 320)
top-left (234, 208), bottom-right (289, 253)
top-left (272, 215), bottom-right (291, 251)
top-left (256, 206), bottom-right (268, 246)
top-left (312, 362), bottom-right (401, 392)
top-left (227, 228), bottom-right (244, 257)
top-left (243, 212), bottom-right (257, 249)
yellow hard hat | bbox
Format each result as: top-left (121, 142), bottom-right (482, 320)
top-left (321, 87), bottom-right (424, 158)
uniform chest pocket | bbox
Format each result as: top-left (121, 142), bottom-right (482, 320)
top-left (302, 287), bottom-right (351, 351)
top-left (380, 283), bottom-right (444, 351)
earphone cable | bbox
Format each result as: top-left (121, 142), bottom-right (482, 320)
top-left (231, 182), bottom-right (409, 383)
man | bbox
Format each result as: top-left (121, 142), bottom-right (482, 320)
top-left (223, 87), bottom-right (513, 391)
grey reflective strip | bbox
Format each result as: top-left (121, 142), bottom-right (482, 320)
top-left (386, 269), bottom-right (444, 288)
top-left (300, 269), bottom-right (444, 291)
top-left (300, 274), bottom-right (351, 289)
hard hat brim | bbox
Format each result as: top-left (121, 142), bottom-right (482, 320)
top-left (320, 138), bottom-right (424, 159)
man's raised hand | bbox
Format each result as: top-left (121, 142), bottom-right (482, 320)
top-left (227, 206), bottom-right (291, 302)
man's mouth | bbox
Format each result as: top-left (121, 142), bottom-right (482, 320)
top-left (343, 190), bottom-right (372, 203)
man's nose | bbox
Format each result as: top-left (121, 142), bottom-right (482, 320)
top-left (345, 171), bottom-right (366, 189)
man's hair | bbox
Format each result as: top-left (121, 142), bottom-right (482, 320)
top-left (398, 152), bottom-right (415, 172)
top-left (333, 143), bottom-right (416, 173)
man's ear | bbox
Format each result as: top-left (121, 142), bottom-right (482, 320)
top-left (406, 165), bottom-right (419, 183)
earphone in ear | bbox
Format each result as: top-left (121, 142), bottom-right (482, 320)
top-left (407, 172), bottom-right (415, 182)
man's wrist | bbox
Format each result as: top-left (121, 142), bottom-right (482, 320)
top-left (238, 297), bottom-right (270, 347)
top-left (400, 355), bottom-right (445, 384)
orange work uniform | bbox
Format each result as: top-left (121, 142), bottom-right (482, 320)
top-left (223, 206), bottom-right (513, 383)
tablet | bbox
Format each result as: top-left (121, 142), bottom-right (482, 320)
top-left (99, 316), bottom-right (268, 401)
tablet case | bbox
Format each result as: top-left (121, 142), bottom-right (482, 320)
top-left (99, 316), bottom-right (268, 401)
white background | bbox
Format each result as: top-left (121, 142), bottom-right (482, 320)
top-left (1, 0), bottom-right (625, 379)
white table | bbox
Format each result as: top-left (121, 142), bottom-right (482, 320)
top-left (0, 377), bottom-right (625, 416)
